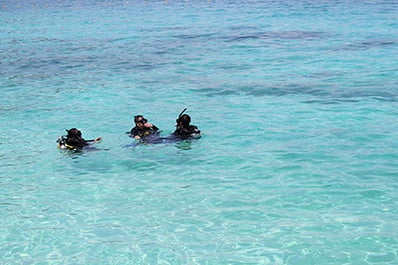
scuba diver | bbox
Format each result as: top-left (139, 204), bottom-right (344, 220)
top-left (124, 109), bottom-right (200, 148)
top-left (57, 128), bottom-right (101, 150)
top-left (129, 115), bottom-right (160, 140)
top-left (173, 108), bottom-right (201, 139)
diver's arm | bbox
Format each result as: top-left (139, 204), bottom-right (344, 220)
top-left (129, 127), bottom-right (139, 138)
top-left (189, 125), bottom-right (201, 138)
top-left (190, 125), bottom-right (200, 134)
top-left (144, 122), bottom-right (158, 131)
top-left (129, 127), bottom-right (142, 140)
top-left (85, 137), bottom-right (102, 143)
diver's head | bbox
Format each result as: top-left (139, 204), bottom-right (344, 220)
top-left (134, 115), bottom-right (148, 127)
top-left (66, 128), bottom-right (82, 138)
top-left (176, 114), bottom-right (191, 128)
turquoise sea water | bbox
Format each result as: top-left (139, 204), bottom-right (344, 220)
top-left (1, 0), bottom-right (398, 264)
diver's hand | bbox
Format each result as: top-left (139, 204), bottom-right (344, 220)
top-left (144, 122), bottom-right (154, 128)
top-left (94, 137), bottom-right (102, 142)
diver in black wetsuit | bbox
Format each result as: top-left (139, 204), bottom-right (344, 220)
top-left (173, 109), bottom-right (201, 139)
top-left (57, 128), bottom-right (101, 150)
top-left (129, 115), bottom-right (160, 140)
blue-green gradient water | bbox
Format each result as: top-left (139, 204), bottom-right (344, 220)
top-left (1, 0), bottom-right (398, 264)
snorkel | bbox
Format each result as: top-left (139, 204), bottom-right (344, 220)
top-left (177, 108), bottom-right (187, 123)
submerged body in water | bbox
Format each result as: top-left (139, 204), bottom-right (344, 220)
top-left (125, 132), bottom-right (200, 148)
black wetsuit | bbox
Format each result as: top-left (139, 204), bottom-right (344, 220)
top-left (65, 137), bottom-right (93, 149)
top-left (130, 125), bottom-right (159, 139)
top-left (173, 125), bottom-right (201, 139)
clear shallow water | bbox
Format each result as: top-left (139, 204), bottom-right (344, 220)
top-left (1, 0), bottom-right (398, 264)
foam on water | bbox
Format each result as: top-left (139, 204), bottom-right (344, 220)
top-left (1, 0), bottom-right (398, 264)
